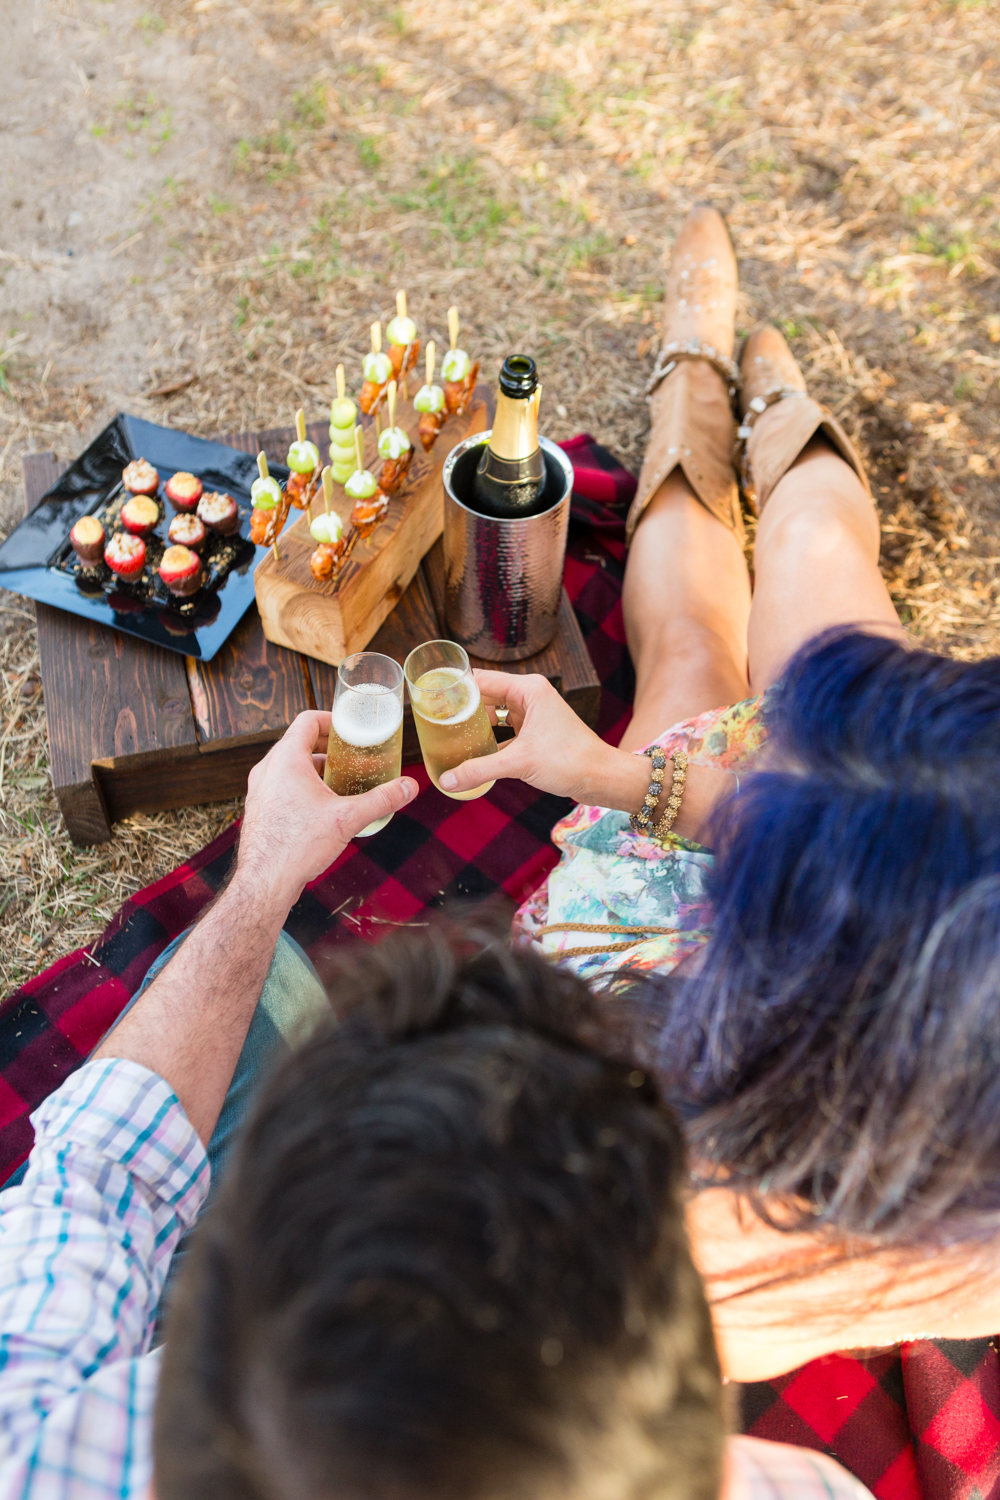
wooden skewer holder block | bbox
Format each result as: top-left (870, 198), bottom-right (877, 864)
top-left (253, 386), bottom-right (492, 667)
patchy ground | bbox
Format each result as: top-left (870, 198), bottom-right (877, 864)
top-left (2, 0), bottom-right (998, 991)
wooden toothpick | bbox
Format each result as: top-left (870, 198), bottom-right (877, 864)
top-left (398, 292), bottom-right (411, 398)
top-left (336, 364), bottom-right (346, 402)
top-left (354, 425), bottom-right (364, 474)
top-left (371, 321), bottom-right (382, 355)
top-left (447, 305), bottom-right (459, 351)
top-left (322, 465), bottom-right (333, 516)
top-left (426, 340), bottom-right (435, 383)
top-left (295, 407), bottom-right (306, 443)
top-left (257, 451), bottom-right (280, 564)
top-left (387, 379), bottom-right (397, 431)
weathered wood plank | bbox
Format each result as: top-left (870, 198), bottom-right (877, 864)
top-left (550, 589), bottom-right (601, 728)
top-left (185, 606), bottom-right (312, 750)
top-left (95, 738), bottom-right (268, 824)
top-left (22, 452), bottom-right (65, 518)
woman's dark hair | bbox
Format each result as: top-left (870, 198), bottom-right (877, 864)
top-left (654, 628), bottom-right (1000, 1249)
top-left (155, 919), bottom-right (723, 1500)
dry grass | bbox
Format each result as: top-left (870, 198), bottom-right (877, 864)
top-left (2, 0), bottom-right (999, 993)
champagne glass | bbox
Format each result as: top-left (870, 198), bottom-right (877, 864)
top-left (403, 640), bottom-right (498, 801)
top-left (324, 652), bottom-right (404, 836)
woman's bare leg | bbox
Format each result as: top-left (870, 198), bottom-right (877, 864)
top-left (748, 434), bottom-right (903, 691)
top-left (619, 470), bottom-right (752, 752)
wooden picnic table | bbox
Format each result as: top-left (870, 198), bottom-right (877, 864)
top-left (22, 426), bottom-right (600, 844)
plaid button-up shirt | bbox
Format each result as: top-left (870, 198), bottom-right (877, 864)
top-left (0, 1057), bottom-right (876, 1500)
top-left (0, 1058), bottom-right (208, 1499)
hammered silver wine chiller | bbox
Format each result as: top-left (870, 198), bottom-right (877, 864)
top-left (441, 433), bottom-right (573, 662)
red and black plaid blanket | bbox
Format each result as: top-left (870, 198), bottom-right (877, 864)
top-left (2, 435), bottom-right (998, 1500)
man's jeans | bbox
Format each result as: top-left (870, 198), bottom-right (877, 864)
top-left (116, 927), bottom-right (330, 1183)
top-left (4, 929), bottom-right (329, 1191)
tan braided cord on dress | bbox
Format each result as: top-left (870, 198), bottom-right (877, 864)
top-left (533, 921), bottom-right (680, 960)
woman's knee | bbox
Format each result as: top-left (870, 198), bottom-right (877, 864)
top-left (755, 490), bottom-right (879, 573)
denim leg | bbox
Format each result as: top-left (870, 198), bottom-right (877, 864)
top-left (203, 930), bottom-right (330, 1181)
top-left (2, 928), bottom-right (330, 1192)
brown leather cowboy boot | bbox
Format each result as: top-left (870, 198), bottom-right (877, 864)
top-left (737, 324), bottom-right (871, 512)
top-left (627, 206), bottom-right (743, 544)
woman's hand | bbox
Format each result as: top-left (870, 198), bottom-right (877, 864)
top-left (438, 671), bottom-right (618, 804)
top-left (438, 671), bottom-right (741, 841)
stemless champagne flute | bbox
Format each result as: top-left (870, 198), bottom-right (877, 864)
top-left (324, 651), bottom-right (405, 836)
top-left (404, 639), bottom-right (498, 801)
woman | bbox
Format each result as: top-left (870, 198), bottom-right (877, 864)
top-left (441, 203), bottom-right (899, 987)
top-left (442, 208), bottom-right (1000, 1381)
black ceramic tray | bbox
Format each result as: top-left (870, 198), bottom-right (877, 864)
top-left (0, 413), bottom-right (289, 661)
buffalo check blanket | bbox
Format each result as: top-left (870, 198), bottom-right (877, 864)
top-left (2, 435), bottom-right (998, 1500)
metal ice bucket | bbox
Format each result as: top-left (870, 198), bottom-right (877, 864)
top-left (442, 433), bottom-right (573, 662)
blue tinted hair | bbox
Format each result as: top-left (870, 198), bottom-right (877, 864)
top-left (655, 628), bottom-right (1000, 1246)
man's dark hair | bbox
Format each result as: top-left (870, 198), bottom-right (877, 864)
top-left (155, 918), bottom-right (723, 1500)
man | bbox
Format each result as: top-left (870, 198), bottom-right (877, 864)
top-left (0, 712), bottom-right (871, 1500)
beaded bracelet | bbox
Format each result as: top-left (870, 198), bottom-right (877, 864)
top-left (628, 746), bottom-right (668, 833)
top-left (651, 751), bottom-right (688, 843)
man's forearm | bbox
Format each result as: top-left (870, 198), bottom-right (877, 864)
top-left (93, 871), bottom-right (288, 1144)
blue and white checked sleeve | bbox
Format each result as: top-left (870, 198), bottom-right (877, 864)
top-left (0, 1057), bottom-right (209, 1498)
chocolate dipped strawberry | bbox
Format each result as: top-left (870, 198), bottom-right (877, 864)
top-left (158, 544), bottom-right (203, 596)
top-left (167, 512), bottom-right (208, 553)
top-left (121, 495), bottom-right (160, 538)
top-left (197, 490), bottom-right (240, 536)
top-left (122, 458), bottom-right (160, 496)
top-left (104, 532), bottom-right (146, 581)
top-left (165, 471), bottom-right (203, 512)
top-left (69, 515), bottom-right (105, 567)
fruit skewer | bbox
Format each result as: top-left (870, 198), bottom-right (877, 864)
top-left (249, 451), bottom-right (290, 562)
top-left (345, 426), bottom-right (389, 538)
top-left (309, 466), bottom-right (347, 581)
top-left (442, 305), bottom-right (478, 416)
top-left (286, 408), bottom-right (322, 509)
top-left (385, 288), bottom-right (419, 397)
top-left (329, 364), bottom-right (358, 484)
top-left (414, 341), bottom-right (446, 452)
top-left (376, 380), bottom-right (413, 495)
top-left (359, 322), bottom-right (393, 417)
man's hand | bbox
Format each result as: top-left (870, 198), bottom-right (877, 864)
top-left (438, 672), bottom-right (614, 803)
top-left (238, 711), bottom-right (418, 910)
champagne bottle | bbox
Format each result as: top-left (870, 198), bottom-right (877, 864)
top-left (471, 355), bottom-right (545, 518)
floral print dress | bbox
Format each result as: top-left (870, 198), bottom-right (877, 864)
top-left (512, 693), bottom-right (770, 991)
